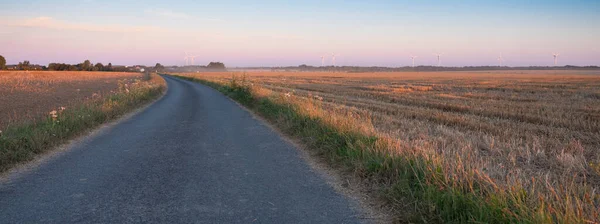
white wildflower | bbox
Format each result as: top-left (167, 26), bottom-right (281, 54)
top-left (49, 110), bottom-right (58, 121)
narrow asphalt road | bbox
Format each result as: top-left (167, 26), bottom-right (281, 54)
top-left (0, 75), bottom-right (363, 223)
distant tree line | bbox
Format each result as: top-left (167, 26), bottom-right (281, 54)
top-left (17, 61), bottom-right (35, 70)
top-left (0, 54), bottom-right (598, 73)
top-left (0, 55), bottom-right (227, 74)
top-left (12, 60), bottom-right (46, 70)
top-left (48, 60), bottom-right (124, 71)
top-left (0, 56), bottom-right (145, 72)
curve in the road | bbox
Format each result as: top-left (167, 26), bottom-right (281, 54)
top-left (0, 75), bottom-right (363, 223)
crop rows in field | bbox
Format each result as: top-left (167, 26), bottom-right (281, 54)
top-left (184, 71), bottom-right (600, 186)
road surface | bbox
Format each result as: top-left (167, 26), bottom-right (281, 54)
top-left (0, 75), bottom-right (363, 223)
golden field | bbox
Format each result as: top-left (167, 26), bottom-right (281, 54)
top-left (179, 70), bottom-right (600, 222)
top-left (0, 71), bottom-right (147, 130)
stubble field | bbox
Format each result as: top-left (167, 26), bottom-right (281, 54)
top-left (0, 71), bottom-right (144, 130)
top-left (179, 70), bottom-right (600, 222)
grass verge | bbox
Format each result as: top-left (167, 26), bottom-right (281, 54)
top-left (173, 74), bottom-right (594, 223)
top-left (0, 74), bottom-right (166, 172)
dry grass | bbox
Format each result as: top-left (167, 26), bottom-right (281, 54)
top-left (178, 70), bottom-right (600, 222)
top-left (0, 71), bottom-right (144, 130)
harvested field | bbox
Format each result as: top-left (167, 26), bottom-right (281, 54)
top-left (179, 70), bottom-right (600, 222)
top-left (0, 71), bottom-right (144, 130)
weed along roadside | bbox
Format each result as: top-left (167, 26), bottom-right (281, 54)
top-left (0, 73), bottom-right (166, 173)
top-left (171, 74), bottom-right (594, 223)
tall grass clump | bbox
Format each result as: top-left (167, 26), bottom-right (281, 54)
top-left (174, 74), bottom-right (599, 223)
top-left (0, 74), bottom-right (166, 172)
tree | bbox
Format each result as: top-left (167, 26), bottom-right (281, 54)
top-left (82, 60), bottom-right (92, 71)
top-left (0, 55), bottom-right (6, 70)
top-left (48, 63), bottom-right (59, 71)
top-left (106, 63), bottom-right (113, 71)
top-left (17, 60), bottom-right (30, 70)
top-left (49, 63), bottom-right (77, 71)
top-left (94, 63), bottom-right (104, 71)
top-left (207, 62), bottom-right (226, 70)
top-left (154, 63), bottom-right (164, 72)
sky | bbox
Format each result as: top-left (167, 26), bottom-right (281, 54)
top-left (0, 0), bottom-right (599, 67)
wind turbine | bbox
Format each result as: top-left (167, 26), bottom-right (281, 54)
top-left (498, 53), bottom-right (504, 66)
top-left (321, 55), bottom-right (325, 67)
top-left (184, 52), bottom-right (190, 66)
top-left (410, 55), bottom-right (418, 67)
top-left (189, 55), bottom-right (199, 66)
top-left (433, 53), bottom-right (443, 66)
top-left (552, 53), bottom-right (560, 66)
top-left (331, 53), bottom-right (339, 66)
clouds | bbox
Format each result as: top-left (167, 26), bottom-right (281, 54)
top-left (1, 16), bottom-right (163, 33)
top-left (145, 8), bottom-right (192, 19)
top-left (144, 8), bottom-right (221, 22)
